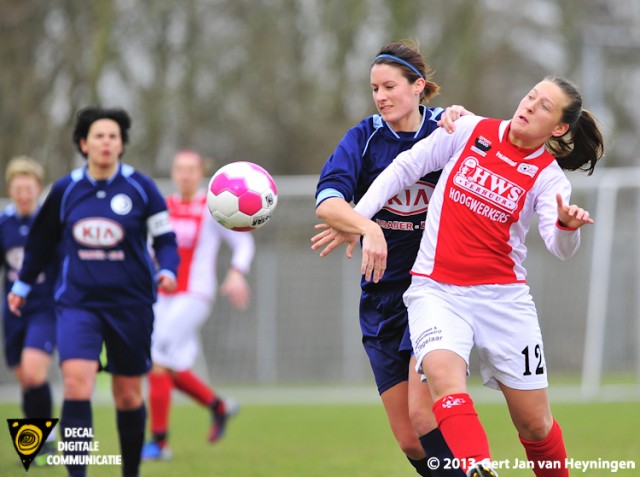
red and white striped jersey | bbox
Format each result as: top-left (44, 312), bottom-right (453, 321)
top-left (162, 191), bottom-right (254, 300)
top-left (355, 116), bottom-right (580, 285)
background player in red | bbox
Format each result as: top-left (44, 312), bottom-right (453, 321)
top-left (142, 149), bottom-right (254, 461)
top-left (0, 156), bottom-right (58, 463)
top-left (313, 40), bottom-right (468, 477)
top-left (348, 76), bottom-right (605, 477)
top-left (9, 107), bottom-right (180, 477)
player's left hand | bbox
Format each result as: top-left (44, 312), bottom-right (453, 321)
top-left (220, 268), bottom-right (250, 310)
top-left (438, 105), bottom-right (474, 133)
top-left (311, 223), bottom-right (359, 259)
top-left (556, 193), bottom-right (594, 228)
top-left (360, 223), bottom-right (387, 283)
top-left (7, 293), bottom-right (25, 316)
top-left (157, 273), bottom-right (177, 293)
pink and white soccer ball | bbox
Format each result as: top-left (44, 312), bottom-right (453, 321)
top-left (206, 161), bottom-right (278, 231)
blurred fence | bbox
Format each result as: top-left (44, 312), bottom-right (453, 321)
top-left (0, 172), bottom-right (639, 400)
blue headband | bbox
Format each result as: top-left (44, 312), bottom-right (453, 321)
top-left (375, 54), bottom-right (424, 79)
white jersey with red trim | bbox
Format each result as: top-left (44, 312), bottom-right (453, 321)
top-left (355, 116), bottom-right (581, 286)
top-left (162, 191), bottom-right (254, 301)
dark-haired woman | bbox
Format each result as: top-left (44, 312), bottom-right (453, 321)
top-left (313, 40), bottom-right (468, 477)
top-left (352, 76), bottom-right (605, 477)
top-left (9, 106), bottom-right (179, 477)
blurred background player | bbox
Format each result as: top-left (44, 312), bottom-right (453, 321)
top-left (142, 149), bottom-right (254, 461)
top-left (313, 40), bottom-right (468, 477)
top-left (8, 106), bottom-right (179, 477)
top-left (0, 156), bottom-right (58, 462)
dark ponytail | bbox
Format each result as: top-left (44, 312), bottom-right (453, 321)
top-left (544, 76), bottom-right (604, 175)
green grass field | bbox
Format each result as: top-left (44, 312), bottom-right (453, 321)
top-left (1, 399), bottom-right (638, 477)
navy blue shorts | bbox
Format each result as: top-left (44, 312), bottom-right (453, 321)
top-left (360, 287), bottom-right (412, 394)
top-left (56, 304), bottom-right (154, 376)
top-left (2, 307), bottom-right (56, 367)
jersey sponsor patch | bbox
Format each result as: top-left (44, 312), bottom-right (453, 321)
top-left (375, 218), bottom-right (423, 231)
top-left (77, 249), bottom-right (125, 261)
top-left (517, 163), bottom-right (539, 177)
top-left (110, 194), bottom-right (133, 215)
top-left (448, 188), bottom-right (510, 223)
top-left (453, 157), bottom-right (524, 213)
top-left (72, 218), bottom-right (125, 247)
top-left (147, 211), bottom-right (173, 237)
top-left (381, 180), bottom-right (434, 216)
top-left (470, 135), bottom-right (492, 157)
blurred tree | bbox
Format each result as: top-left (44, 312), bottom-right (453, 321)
top-left (0, 0), bottom-right (638, 194)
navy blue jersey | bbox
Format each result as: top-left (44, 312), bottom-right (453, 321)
top-left (0, 204), bottom-right (56, 312)
top-left (15, 164), bottom-right (179, 307)
top-left (316, 104), bottom-right (443, 291)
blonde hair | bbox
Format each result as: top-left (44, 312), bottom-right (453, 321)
top-left (5, 156), bottom-right (45, 187)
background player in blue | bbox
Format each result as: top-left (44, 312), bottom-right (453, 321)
top-left (8, 107), bottom-right (180, 477)
top-left (0, 156), bottom-right (58, 462)
top-left (313, 40), bottom-right (469, 477)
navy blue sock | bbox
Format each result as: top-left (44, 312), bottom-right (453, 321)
top-left (408, 456), bottom-right (433, 476)
top-left (419, 428), bottom-right (466, 477)
top-left (61, 399), bottom-right (92, 477)
top-left (117, 404), bottom-right (146, 477)
top-left (22, 382), bottom-right (52, 419)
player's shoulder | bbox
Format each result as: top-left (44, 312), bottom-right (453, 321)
top-left (422, 105), bottom-right (445, 123)
top-left (0, 204), bottom-right (16, 226)
top-left (444, 115), bottom-right (486, 140)
top-left (459, 114), bottom-right (485, 127)
top-left (331, 117), bottom-right (383, 161)
top-left (48, 170), bottom-right (80, 195)
top-left (345, 115), bottom-right (380, 141)
top-left (0, 202), bottom-right (17, 217)
top-left (120, 164), bottom-right (163, 193)
top-left (120, 163), bottom-right (151, 182)
top-left (536, 156), bottom-right (568, 182)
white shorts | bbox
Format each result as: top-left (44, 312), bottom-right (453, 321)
top-left (151, 294), bottom-right (212, 371)
top-left (404, 277), bottom-right (548, 391)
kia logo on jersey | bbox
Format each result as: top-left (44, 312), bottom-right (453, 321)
top-left (454, 157), bottom-right (524, 212)
top-left (72, 218), bottom-right (125, 247)
top-left (381, 180), bottom-right (435, 216)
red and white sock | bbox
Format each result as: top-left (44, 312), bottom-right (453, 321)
top-left (432, 393), bottom-right (491, 473)
top-left (519, 420), bottom-right (568, 477)
top-left (148, 371), bottom-right (173, 445)
top-left (173, 370), bottom-right (216, 407)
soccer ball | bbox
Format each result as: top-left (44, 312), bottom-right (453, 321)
top-left (206, 161), bottom-right (278, 231)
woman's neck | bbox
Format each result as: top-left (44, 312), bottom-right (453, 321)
top-left (87, 162), bottom-right (118, 181)
top-left (180, 189), bottom-right (198, 201)
top-left (507, 126), bottom-right (545, 152)
top-left (390, 108), bottom-right (423, 133)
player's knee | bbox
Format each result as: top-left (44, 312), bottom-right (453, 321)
top-left (396, 435), bottom-right (425, 460)
top-left (113, 392), bottom-right (143, 410)
top-left (62, 374), bottom-right (93, 399)
top-left (112, 377), bottom-right (143, 409)
top-left (421, 352), bottom-right (467, 399)
top-left (390, 422), bottom-right (426, 459)
top-left (408, 405), bottom-right (437, 436)
top-left (516, 414), bottom-right (554, 441)
top-left (20, 372), bottom-right (47, 389)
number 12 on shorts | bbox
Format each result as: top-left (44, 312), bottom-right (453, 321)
top-left (521, 344), bottom-right (545, 376)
